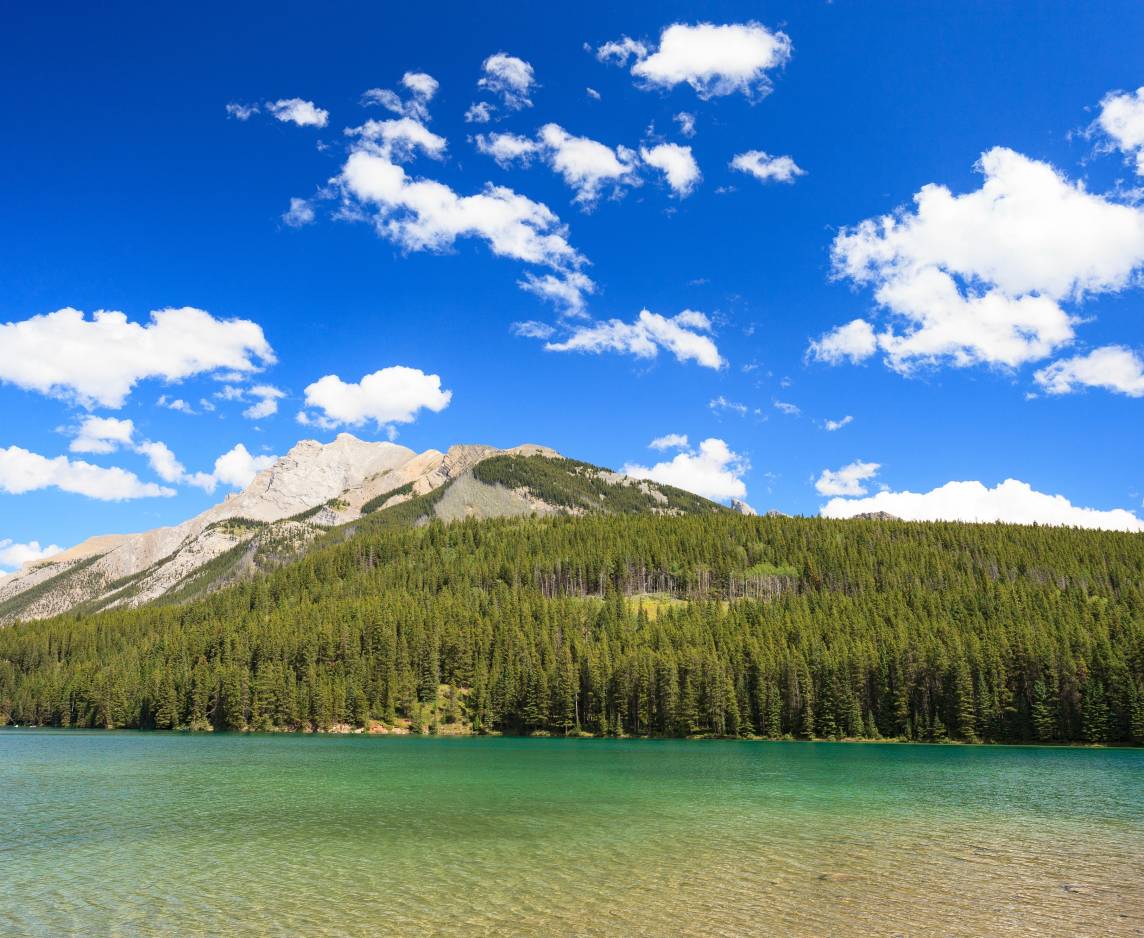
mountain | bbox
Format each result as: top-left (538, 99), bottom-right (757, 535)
top-left (0, 435), bottom-right (724, 624)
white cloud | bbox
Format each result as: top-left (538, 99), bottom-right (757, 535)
top-left (299, 366), bottom-right (452, 429)
top-left (157, 395), bottom-right (196, 414)
top-left (518, 271), bottom-right (595, 314)
top-left (475, 123), bottom-right (642, 207)
top-left (338, 132), bottom-right (593, 311)
top-left (821, 478), bottom-right (1144, 532)
top-left (807, 318), bottom-right (878, 365)
top-left (543, 309), bottom-right (724, 369)
top-left (184, 443), bottom-right (277, 493)
top-left (649, 433), bottom-right (689, 451)
top-left (816, 460), bottom-right (880, 496)
top-left (0, 539), bottom-right (62, 572)
top-left (824, 147), bottom-right (1144, 372)
top-left (674, 112), bottom-right (696, 138)
top-left (474, 132), bottom-right (541, 167)
top-left (624, 437), bottom-right (748, 501)
top-left (242, 384), bottom-right (286, 419)
top-left (773, 400), bottom-right (800, 416)
top-left (0, 306), bottom-right (274, 409)
top-left (465, 101), bottom-right (493, 124)
top-left (267, 98), bottom-right (329, 128)
top-left (0, 446), bottom-right (175, 500)
top-left (641, 143), bottom-right (701, 197)
top-left (363, 72), bottom-right (439, 123)
top-left (511, 320), bottom-right (556, 340)
top-left (478, 53), bottom-right (536, 110)
top-left (709, 396), bottom-right (748, 416)
top-left (596, 37), bottom-right (648, 66)
top-left (136, 440), bottom-right (186, 484)
top-left (70, 416), bottom-right (136, 454)
top-left (824, 415), bottom-right (854, 432)
top-left (538, 124), bottom-right (640, 206)
top-left (402, 71), bottom-right (438, 100)
top-left (283, 197), bottom-right (315, 227)
top-left (130, 437), bottom-right (275, 493)
top-left (1033, 345), bottom-right (1144, 397)
top-left (1096, 87), bottom-right (1144, 175)
top-left (226, 102), bottom-right (259, 121)
top-left (600, 22), bottom-right (791, 99)
top-left (731, 150), bottom-right (805, 183)
top-left (586, 87), bottom-right (601, 101)
top-left (348, 117), bottom-right (447, 161)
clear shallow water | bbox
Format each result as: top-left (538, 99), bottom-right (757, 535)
top-left (1, 732), bottom-right (1141, 937)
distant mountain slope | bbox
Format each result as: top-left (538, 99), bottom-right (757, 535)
top-left (0, 438), bottom-right (724, 623)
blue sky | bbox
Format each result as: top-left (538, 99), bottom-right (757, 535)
top-left (3, 1), bottom-right (1144, 567)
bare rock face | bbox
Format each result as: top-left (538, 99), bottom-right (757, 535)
top-left (730, 498), bottom-right (758, 516)
top-left (853, 511), bottom-right (900, 521)
top-left (0, 435), bottom-right (564, 623)
top-left (212, 434), bottom-right (416, 523)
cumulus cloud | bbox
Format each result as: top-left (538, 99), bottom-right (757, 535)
top-left (70, 416), bottom-right (136, 454)
top-left (157, 395), bottom-right (196, 414)
top-left (478, 53), bottom-right (536, 110)
top-left (299, 366), bottom-right (452, 429)
top-left (0, 306), bottom-right (274, 409)
top-left (674, 112), bottom-right (696, 137)
top-left (135, 440), bottom-right (186, 484)
top-left (731, 150), bottom-right (805, 183)
top-left (807, 318), bottom-right (878, 365)
top-left (130, 436), bottom-right (274, 493)
top-left (624, 437), bottom-right (748, 501)
top-left (641, 143), bottom-right (701, 197)
top-left (475, 124), bottom-right (641, 207)
top-left (184, 443), bottom-right (278, 493)
top-left (267, 98), bottom-right (329, 127)
top-left (242, 384), bottom-right (286, 419)
top-left (474, 131), bottom-right (541, 167)
top-left (0, 446), bottom-right (174, 500)
top-left (821, 478), bottom-right (1144, 532)
top-left (649, 433), bottom-right (689, 451)
top-left (362, 71), bottom-right (439, 122)
top-left (818, 147), bottom-right (1144, 373)
top-left (1033, 345), bottom-right (1144, 397)
top-left (599, 22), bottom-right (791, 99)
top-left (348, 117), bottom-right (448, 161)
top-left (226, 102), bottom-right (259, 121)
top-left (337, 120), bottom-right (593, 311)
top-left (824, 415), bottom-right (854, 432)
top-left (815, 460), bottom-right (880, 496)
top-left (1095, 86), bottom-right (1144, 175)
top-left (773, 400), bottom-right (800, 416)
top-left (283, 197), bottom-right (315, 227)
top-left (541, 309), bottom-right (724, 370)
top-left (538, 124), bottom-right (640, 206)
top-left (519, 271), bottom-right (596, 314)
top-left (0, 539), bottom-right (62, 572)
top-left (464, 101), bottom-right (493, 124)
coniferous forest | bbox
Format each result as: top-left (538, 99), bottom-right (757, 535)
top-left (1, 513), bottom-right (1142, 744)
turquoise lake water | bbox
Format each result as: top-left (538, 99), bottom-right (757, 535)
top-left (1, 731), bottom-right (1140, 936)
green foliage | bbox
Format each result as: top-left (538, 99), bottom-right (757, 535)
top-left (360, 483), bottom-right (415, 515)
top-left (472, 455), bottom-right (724, 515)
top-left (0, 513), bottom-right (1141, 744)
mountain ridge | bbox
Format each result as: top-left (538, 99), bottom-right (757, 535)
top-left (0, 435), bottom-right (722, 623)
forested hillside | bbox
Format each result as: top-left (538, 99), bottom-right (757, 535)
top-left (1, 513), bottom-right (1142, 743)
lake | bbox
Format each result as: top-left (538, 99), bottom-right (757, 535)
top-left (1, 731), bottom-right (1141, 936)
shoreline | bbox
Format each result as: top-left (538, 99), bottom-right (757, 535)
top-left (1, 724), bottom-right (1136, 749)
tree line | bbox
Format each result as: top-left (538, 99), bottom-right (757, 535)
top-left (1, 513), bottom-right (1141, 743)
